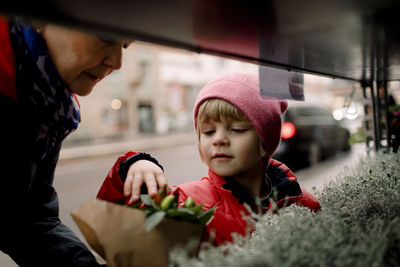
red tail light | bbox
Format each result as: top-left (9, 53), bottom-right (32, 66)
top-left (281, 122), bottom-right (296, 139)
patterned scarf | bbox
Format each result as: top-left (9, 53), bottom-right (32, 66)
top-left (9, 18), bottom-right (81, 161)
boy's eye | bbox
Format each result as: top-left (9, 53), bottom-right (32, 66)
top-left (202, 130), bottom-right (215, 135)
top-left (231, 128), bottom-right (247, 133)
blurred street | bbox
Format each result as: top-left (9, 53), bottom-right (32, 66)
top-left (0, 142), bottom-right (366, 266)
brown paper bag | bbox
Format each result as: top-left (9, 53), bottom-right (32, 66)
top-left (71, 199), bottom-right (204, 267)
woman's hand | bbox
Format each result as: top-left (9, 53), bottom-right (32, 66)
top-left (123, 160), bottom-right (168, 205)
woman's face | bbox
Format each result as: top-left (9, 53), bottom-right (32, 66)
top-left (41, 25), bottom-right (130, 96)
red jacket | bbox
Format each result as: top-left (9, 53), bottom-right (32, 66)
top-left (97, 151), bottom-right (140, 204)
top-left (176, 159), bottom-right (320, 245)
top-left (97, 152), bottom-right (321, 245)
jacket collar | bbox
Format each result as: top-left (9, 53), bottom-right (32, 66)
top-left (207, 163), bottom-right (302, 207)
top-left (10, 18), bottom-right (81, 161)
top-left (208, 169), bottom-right (227, 187)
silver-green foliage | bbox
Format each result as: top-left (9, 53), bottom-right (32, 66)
top-left (320, 153), bottom-right (400, 228)
top-left (170, 152), bottom-right (400, 267)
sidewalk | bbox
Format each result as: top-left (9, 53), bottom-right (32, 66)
top-left (59, 132), bottom-right (197, 161)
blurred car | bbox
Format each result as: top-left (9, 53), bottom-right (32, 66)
top-left (273, 103), bottom-right (351, 170)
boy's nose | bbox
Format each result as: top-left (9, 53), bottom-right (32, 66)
top-left (212, 130), bottom-right (229, 146)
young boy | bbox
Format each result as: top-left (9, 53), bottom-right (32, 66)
top-left (97, 73), bottom-right (320, 245)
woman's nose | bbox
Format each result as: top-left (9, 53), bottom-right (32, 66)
top-left (103, 44), bottom-right (123, 70)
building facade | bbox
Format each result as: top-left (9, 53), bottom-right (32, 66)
top-left (64, 42), bottom-right (258, 147)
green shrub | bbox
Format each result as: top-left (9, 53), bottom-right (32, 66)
top-left (349, 126), bottom-right (366, 145)
top-left (170, 152), bottom-right (400, 267)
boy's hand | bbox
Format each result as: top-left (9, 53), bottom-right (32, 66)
top-left (124, 160), bottom-right (167, 205)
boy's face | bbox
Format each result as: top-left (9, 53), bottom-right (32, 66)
top-left (198, 118), bottom-right (264, 177)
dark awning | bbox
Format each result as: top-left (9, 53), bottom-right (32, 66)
top-left (2, 0), bottom-right (400, 82)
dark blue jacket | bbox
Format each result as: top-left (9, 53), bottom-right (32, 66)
top-left (0, 18), bottom-right (100, 267)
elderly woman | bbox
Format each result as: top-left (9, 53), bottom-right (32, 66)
top-left (0, 17), bottom-right (166, 266)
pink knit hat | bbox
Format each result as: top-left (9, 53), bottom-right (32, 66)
top-left (194, 73), bottom-right (288, 159)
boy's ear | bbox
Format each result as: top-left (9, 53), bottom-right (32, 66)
top-left (259, 140), bottom-right (267, 158)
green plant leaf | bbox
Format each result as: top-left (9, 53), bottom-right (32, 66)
top-left (159, 185), bottom-right (168, 198)
top-left (140, 194), bottom-right (160, 210)
top-left (161, 195), bottom-right (175, 210)
top-left (166, 207), bottom-right (195, 217)
top-left (189, 203), bottom-right (203, 214)
top-left (145, 210), bottom-right (166, 232)
top-left (127, 200), bottom-right (142, 209)
top-left (197, 207), bottom-right (216, 225)
top-left (140, 206), bottom-right (156, 214)
top-left (141, 194), bottom-right (154, 206)
top-left (184, 197), bottom-right (195, 208)
top-left (177, 207), bottom-right (196, 215)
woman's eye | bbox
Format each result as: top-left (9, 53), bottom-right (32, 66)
top-left (97, 34), bottom-right (117, 45)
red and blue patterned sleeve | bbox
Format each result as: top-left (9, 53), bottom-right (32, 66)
top-left (0, 17), bottom-right (17, 101)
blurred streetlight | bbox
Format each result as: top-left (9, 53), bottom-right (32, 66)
top-left (111, 98), bottom-right (122, 110)
top-left (333, 103), bottom-right (359, 121)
